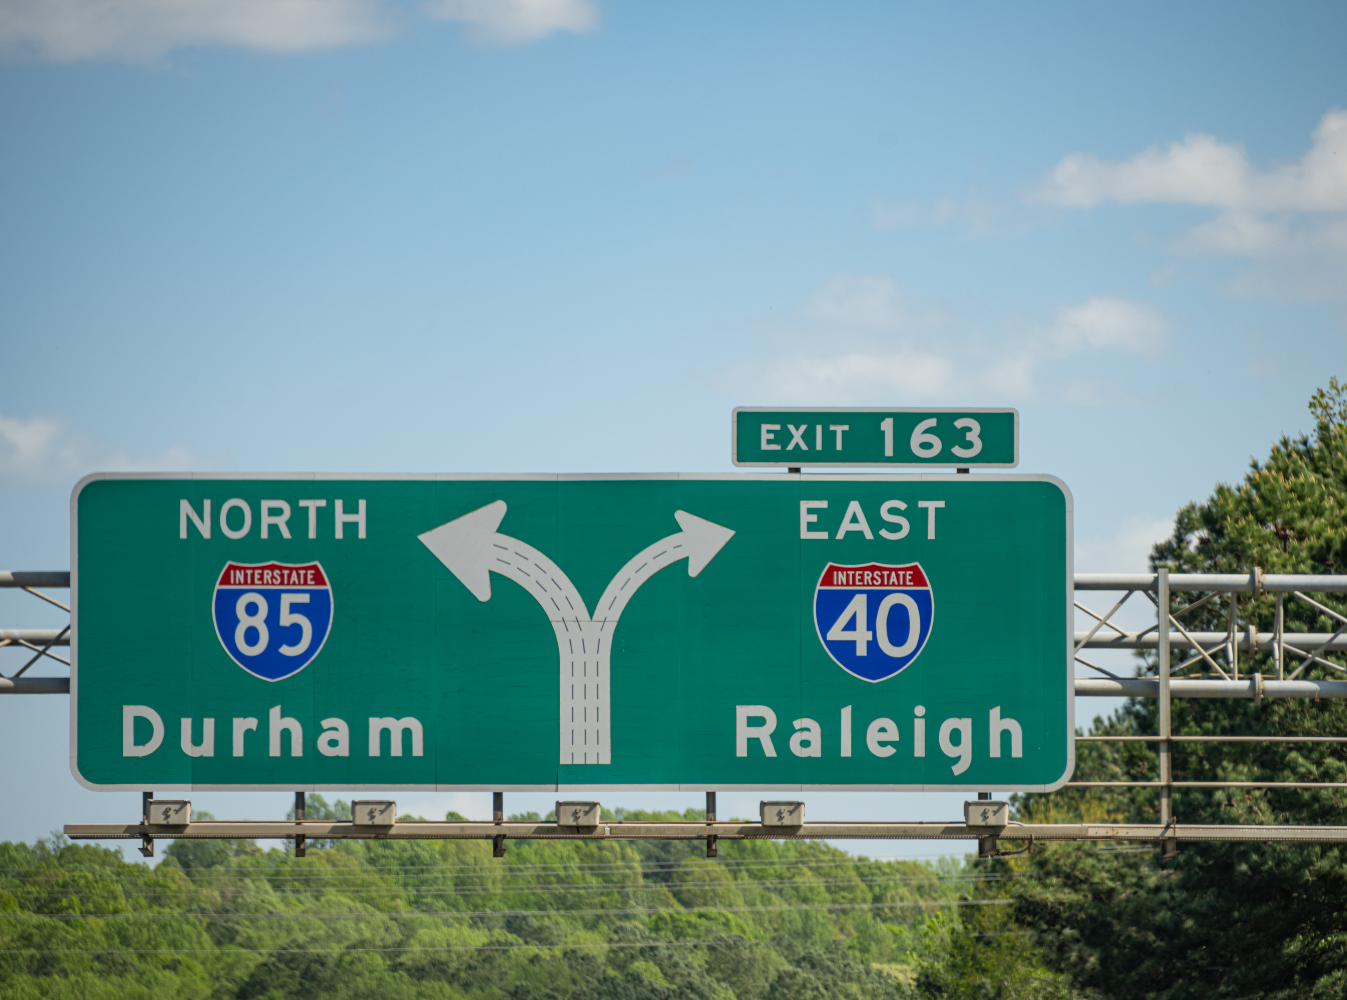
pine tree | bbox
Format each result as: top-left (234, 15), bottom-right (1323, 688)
top-left (1013, 379), bottom-right (1347, 999)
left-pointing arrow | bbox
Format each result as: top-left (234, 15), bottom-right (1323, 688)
top-left (417, 500), bottom-right (588, 615)
top-left (418, 502), bottom-right (734, 765)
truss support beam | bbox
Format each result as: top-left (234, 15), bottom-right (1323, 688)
top-left (61, 818), bottom-right (1347, 845)
top-left (1077, 631), bottom-right (1347, 650)
top-left (7, 677), bottom-right (1346, 698)
top-left (1075, 677), bottom-right (1347, 698)
top-left (0, 572), bottom-right (69, 588)
top-left (0, 677), bottom-right (69, 693)
top-left (14, 629), bottom-right (1347, 651)
top-left (18, 571), bottom-right (1347, 594)
top-left (1076, 573), bottom-right (1347, 593)
top-left (7, 677), bottom-right (1347, 699)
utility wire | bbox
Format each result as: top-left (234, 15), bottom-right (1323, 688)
top-left (0, 931), bottom-right (1035, 957)
top-left (0, 855), bottom-right (975, 879)
top-left (0, 898), bottom-right (1015, 921)
top-left (0, 880), bottom-right (989, 901)
top-left (2, 872), bottom-right (1008, 899)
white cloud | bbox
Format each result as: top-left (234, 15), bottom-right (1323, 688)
top-left (1041, 297), bottom-right (1167, 357)
top-left (425, 0), bottom-right (596, 44)
top-left (1030, 109), bottom-right (1347, 212)
top-left (1027, 110), bottom-right (1347, 302)
top-left (748, 351), bottom-right (956, 405)
top-left (718, 276), bottom-right (1166, 406)
top-left (1178, 210), bottom-right (1347, 261)
top-left (871, 195), bottom-right (1007, 235)
top-left (0, 411), bottom-right (194, 486)
top-left (1177, 210), bottom-right (1289, 256)
top-left (802, 274), bottom-right (945, 332)
top-left (0, 0), bottom-right (390, 62)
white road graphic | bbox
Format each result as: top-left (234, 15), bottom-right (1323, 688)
top-left (418, 502), bottom-right (734, 765)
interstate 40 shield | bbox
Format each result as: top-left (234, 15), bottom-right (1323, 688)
top-left (814, 562), bottom-right (933, 682)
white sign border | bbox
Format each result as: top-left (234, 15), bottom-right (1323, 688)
top-left (70, 471), bottom-right (1071, 794)
top-left (732, 406), bottom-right (1021, 468)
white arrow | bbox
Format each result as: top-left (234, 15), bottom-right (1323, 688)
top-left (418, 502), bottom-right (735, 765)
top-left (593, 510), bottom-right (736, 625)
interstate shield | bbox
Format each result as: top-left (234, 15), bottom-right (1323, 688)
top-left (212, 562), bottom-right (334, 682)
top-left (813, 562), bottom-right (933, 682)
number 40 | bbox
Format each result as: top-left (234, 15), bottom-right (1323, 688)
top-left (880, 417), bottom-right (982, 460)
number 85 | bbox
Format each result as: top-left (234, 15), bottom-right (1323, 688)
top-left (233, 592), bottom-right (313, 657)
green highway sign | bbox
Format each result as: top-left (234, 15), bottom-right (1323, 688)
top-left (733, 408), bottom-right (1019, 468)
top-left (71, 473), bottom-right (1072, 792)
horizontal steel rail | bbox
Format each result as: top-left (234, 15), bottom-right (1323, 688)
top-left (0, 677), bottom-right (69, 693)
top-left (1076, 573), bottom-right (1347, 593)
top-left (61, 819), bottom-right (1347, 844)
top-left (0, 571), bottom-right (69, 588)
top-left (1073, 677), bottom-right (1347, 698)
top-left (1068, 781), bottom-right (1347, 789)
top-left (12, 677), bottom-right (1345, 698)
top-left (1078, 631), bottom-right (1347, 651)
top-left (9, 572), bottom-right (1347, 594)
top-left (0, 630), bottom-right (69, 645)
top-left (11, 630), bottom-right (1347, 651)
top-left (7, 676), bottom-right (1343, 699)
top-left (10, 630), bottom-right (1347, 651)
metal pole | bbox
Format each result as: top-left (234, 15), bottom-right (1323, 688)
top-left (493, 791), bottom-right (505, 858)
top-left (1275, 594), bottom-right (1285, 680)
top-left (1229, 591), bottom-right (1238, 680)
top-left (140, 791), bottom-right (153, 858)
top-left (976, 790), bottom-right (995, 858)
top-left (706, 791), bottom-right (717, 858)
top-left (1158, 569), bottom-right (1176, 858)
top-left (294, 791), bottom-right (306, 858)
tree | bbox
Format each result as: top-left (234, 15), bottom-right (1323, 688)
top-left (1014, 379), bottom-right (1347, 999)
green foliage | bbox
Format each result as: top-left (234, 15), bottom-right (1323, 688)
top-left (285, 795), bottom-right (352, 822)
top-left (1309, 376), bottom-right (1347, 429)
top-left (0, 829), bottom-right (968, 999)
top-left (1011, 378), bottom-right (1347, 998)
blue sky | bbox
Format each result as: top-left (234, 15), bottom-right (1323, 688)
top-left (1, 0), bottom-right (1345, 857)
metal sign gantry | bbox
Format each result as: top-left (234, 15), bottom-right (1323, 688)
top-left (6, 566), bottom-right (1347, 855)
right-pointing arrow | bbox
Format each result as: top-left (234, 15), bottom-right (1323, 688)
top-left (674, 509), bottom-right (737, 578)
top-left (593, 510), bottom-right (736, 624)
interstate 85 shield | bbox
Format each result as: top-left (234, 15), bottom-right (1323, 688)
top-left (212, 561), bottom-right (333, 681)
top-left (814, 561), bottom-right (933, 682)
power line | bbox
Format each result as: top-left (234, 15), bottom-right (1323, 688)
top-left (1, 898), bottom-right (1015, 921)
top-left (0, 854), bottom-right (975, 879)
top-left (6, 882), bottom-right (1002, 902)
top-left (2, 869), bottom-right (1010, 900)
top-left (2, 870), bottom-right (1006, 894)
top-left (1, 864), bottom-right (1005, 883)
top-left (0, 931), bottom-right (1034, 957)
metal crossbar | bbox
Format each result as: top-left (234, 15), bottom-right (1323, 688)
top-left (59, 818), bottom-right (1347, 846)
top-left (10, 569), bottom-right (1347, 850)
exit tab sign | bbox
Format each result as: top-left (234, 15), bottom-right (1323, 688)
top-left (733, 408), bottom-right (1018, 469)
